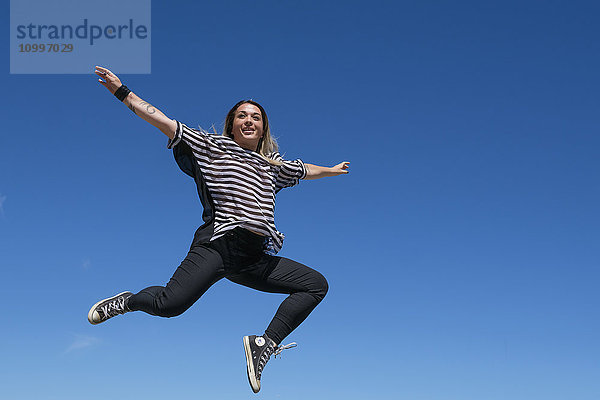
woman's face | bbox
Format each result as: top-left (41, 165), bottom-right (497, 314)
top-left (231, 103), bottom-right (264, 151)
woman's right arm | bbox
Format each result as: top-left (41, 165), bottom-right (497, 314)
top-left (95, 66), bottom-right (176, 139)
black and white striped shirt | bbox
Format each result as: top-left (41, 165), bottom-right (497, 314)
top-left (167, 120), bottom-right (306, 254)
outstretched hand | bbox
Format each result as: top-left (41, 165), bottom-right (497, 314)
top-left (332, 161), bottom-right (350, 175)
top-left (94, 65), bottom-right (123, 95)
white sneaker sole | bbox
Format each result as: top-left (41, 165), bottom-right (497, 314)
top-left (87, 291), bottom-right (131, 325)
top-left (243, 336), bottom-right (261, 393)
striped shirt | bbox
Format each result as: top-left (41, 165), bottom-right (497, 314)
top-left (167, 120), bottom-right (306, 254)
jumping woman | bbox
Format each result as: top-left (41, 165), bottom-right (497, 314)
top-left (87, 66), bottom-right (349, 393)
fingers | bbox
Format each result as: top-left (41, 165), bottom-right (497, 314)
top-left (94, 65), bottom-right (116, 80)
top-left (95, 70), bottom-right (108, 86)
top-left (94, 66), bottom-right (106, 77)
top-left (94, 70), bottom-right (106, 81)
top-left (94, 65), bottom-right (112, 75)
top-left (94, 66), bottom-right (121, 92)
top-left (339, 161), bottom-right (350, 174)
top-left (94, 66), bottom-right (109, 84)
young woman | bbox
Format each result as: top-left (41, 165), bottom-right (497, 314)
top-left (87, 66), bottom-right (349, 393)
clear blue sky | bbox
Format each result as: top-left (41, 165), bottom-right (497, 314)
top-left (2, 1), bottom-right (599, 399)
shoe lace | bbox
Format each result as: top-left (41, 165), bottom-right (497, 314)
top-left (100, 295), bottom-right (128, 319)
top-left (256, 341), bottom-right (297, 379)
top-left (274, 342), bottom-right (297, 358)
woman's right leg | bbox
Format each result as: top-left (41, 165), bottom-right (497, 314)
top-left (229, 256), bottom-right (329, 345)
top-left (127, 243), bottom-right (226, 317)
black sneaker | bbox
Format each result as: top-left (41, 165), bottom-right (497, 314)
top-left (243, 334), bottom-right (297, 393)
top-left (87, 291), bottom-right (133, 325)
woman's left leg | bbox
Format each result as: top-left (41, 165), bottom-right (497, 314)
top-left (227, 255), bottom-right (329, 345)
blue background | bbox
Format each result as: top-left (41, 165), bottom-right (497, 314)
top-left (1, 1), bottom-right (599, 399)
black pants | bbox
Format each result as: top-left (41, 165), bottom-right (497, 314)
top-left (127, 227), bottom-right (328, 345)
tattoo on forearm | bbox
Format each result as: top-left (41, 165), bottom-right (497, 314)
top-left (139, 100), bottom-right (156, 114)
top-left (128, 102), bottom-right (137, 115)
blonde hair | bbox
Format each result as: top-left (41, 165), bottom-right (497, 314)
top-left (222, 100), bottom-right (282, 166)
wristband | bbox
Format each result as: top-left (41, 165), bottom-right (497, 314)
top-left (114, 84), bottom-right (131, 102)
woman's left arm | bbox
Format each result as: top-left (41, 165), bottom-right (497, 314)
top-left (303, 162), bottom-right (350, 180)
